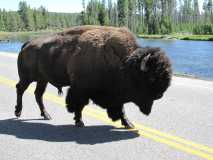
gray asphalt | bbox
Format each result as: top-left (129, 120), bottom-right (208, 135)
top-left (0, 52), bottom-right (213, 160)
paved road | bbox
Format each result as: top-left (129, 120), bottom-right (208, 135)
top-left (0, 52), bottom-right (213, 160)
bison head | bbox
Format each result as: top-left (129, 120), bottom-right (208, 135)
top-left (123, 47), bottom-right (172, 115)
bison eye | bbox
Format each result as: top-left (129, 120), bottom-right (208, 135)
top-left (149, 77), bottom-right (155, 83)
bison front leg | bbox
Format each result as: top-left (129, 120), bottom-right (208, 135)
top-left (107, 106), bottom-right (135, 129)
top-left (73, 106), bottom-right (85, 127)
top-left (66, 88), bottom-right (89, 127)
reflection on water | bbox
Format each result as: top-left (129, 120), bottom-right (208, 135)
top-left (0, 38), bottom-right (213, 80)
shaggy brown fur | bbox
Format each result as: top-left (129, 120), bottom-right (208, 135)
top-left (15, 25), bottom-right (172, 128)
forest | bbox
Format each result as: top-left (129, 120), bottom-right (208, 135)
top-left (0, 1), bottom-right (80, 32)
top-left (0, 0), bottom-right (213, 35)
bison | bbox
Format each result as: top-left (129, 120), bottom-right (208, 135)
top-left (15, 25), bottom-right (172, 128)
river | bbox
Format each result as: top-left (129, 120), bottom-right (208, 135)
top-left (0, 39), bottom-right (213, 80)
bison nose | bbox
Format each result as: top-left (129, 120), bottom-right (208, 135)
top-left (155, 94), bottom-right (163, 100)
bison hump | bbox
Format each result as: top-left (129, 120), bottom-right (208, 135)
top-left (78, 27), bottom-right (138, 58)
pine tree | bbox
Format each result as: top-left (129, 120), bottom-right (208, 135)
top-left (40, 6), bottom-right (48, 29)
top-left (18, 1), bottom-right (28, 30)
top-left (203, 0), bottom-right (213, 23)
top-left (137, 0), bottom-right (145, 33)
top-left (0, 9), bottom-right (4, 31)
top-left (128, 0), bottom-right (136, 31)
top-left (108, 0), bottom-right (113, 25)
top-left (6, 12), bottom-right (18, 31)
top-left (117, 0), bottom-right (128, 26)
top-left (144, 0), bottom-right (153, 34)
top-left (2, 9), bottom-right (8, 31)
top-left (98, 0), bottom-right (109, 25)
top-left (112, 2), bottom-right (119, 26)
top-left (18, 1), bottom-right (34, 31)
top-left (193, 0), bottom-right (200, 23)
top-left (81, 0), bottom-right (87, 25)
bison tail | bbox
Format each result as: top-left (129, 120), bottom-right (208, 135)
top-left (58, 87), bottom-right (63, 96)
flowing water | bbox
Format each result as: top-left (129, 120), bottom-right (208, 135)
top-left (138, 39), bottom-right (213, 80)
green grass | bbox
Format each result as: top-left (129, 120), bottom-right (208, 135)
top-left (173, 72), bottom-right (198, 79)
top-left (1, 30), bottom-right (213, 41)
top-left (0, 30), bottom-right (60, 42)
top-left (138, 34), bottom-right (213, 41)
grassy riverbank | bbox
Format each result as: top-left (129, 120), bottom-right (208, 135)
top-left (1, 30), bottom-right (213, 41)
top-left (0, 30), bottom-right (60, 41)
top-left (138, 34), bottom-right (213, 41)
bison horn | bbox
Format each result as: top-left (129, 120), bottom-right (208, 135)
top-left (140, 54), bottom-right (151, 71)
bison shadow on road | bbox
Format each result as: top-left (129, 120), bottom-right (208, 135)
top-left (0, 118), bottom-right (139, 144)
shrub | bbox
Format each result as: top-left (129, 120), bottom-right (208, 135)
top-left (193, 24), bottom-right (213, 35)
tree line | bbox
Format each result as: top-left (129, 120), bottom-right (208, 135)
top-left (81, 0), bottom-right (213, 34)
top-left (0, 1), bottom-right (80, 32)
top-left (0, 0), bottom-right (213, 35)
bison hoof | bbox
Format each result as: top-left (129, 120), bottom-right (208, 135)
top-left (121, 119), bottom-right (135, 129)
top-left (15, 105), bottom-right (22, 118)
top-left (15, 111), bottom-right (22, 118)
top-left (41, 112), bottom-right (52, 120)
top-left (124, 123), bottom-right (135, 129)
top-left (75, 121), bottom-right (85, 127)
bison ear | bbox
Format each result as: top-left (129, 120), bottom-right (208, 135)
top-left (140, 54), bottom-right (151, 72)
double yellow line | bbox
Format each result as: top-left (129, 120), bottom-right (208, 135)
top-left (0, 75), bottom-right (213, 160)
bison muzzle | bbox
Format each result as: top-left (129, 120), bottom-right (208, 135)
top-left (15, 25), bottom-right (172, 128)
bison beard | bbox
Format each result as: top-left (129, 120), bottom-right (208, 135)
top-left (15, 25), bottom-right (172, 128)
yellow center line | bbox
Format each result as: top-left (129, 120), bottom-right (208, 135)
top-left (0, 75), bottom-right (213, 160)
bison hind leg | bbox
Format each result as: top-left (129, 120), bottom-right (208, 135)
top-left (34, 81), bottom-right (51, 120)
top-left (15, 80), bottom-right (31, 118)
top-left (57, 87), bottom-right (63, 95)
top-left (65, 88), bottom-right (75, 113)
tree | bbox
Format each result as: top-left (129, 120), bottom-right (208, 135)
top-left (81, 0), bottom-right (87, 25)
top-left (112, 2), bottom-right (119, 26)
top-left (1, 9), bottom-right (8, 31)
top-left (203, 0), bottom-right (213, 23)
top-left (39, 6), bottom-right (48, 29)
top-left (117, 0), bottom-right (128, 26)
top-left (98, 0), bottom-right (109, 26)
top-left (159, 0), bottom-right (173, 34)
top-left (137, 0), bottom-right (145, 33)
top-left (193, 0), bottom-right (200, 24)
top-left (108, 0), bottom-right (113, 25)
top-left (182, 0), bottom-right (193, 23)
top-left (0, 9), bottom-right (6, 31)
top-left (86, 0), bottom-right (100, 25)
top-left (6, 12), bottom-right (19, 31)
top-left (144, 0), bottom-right (153, 34)
top-left (98, 4), bottom-right (108, 25)
top-left (128, 0), bottom-right (137, 32)
top-left (18, 1), bottom-right (34, 30)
